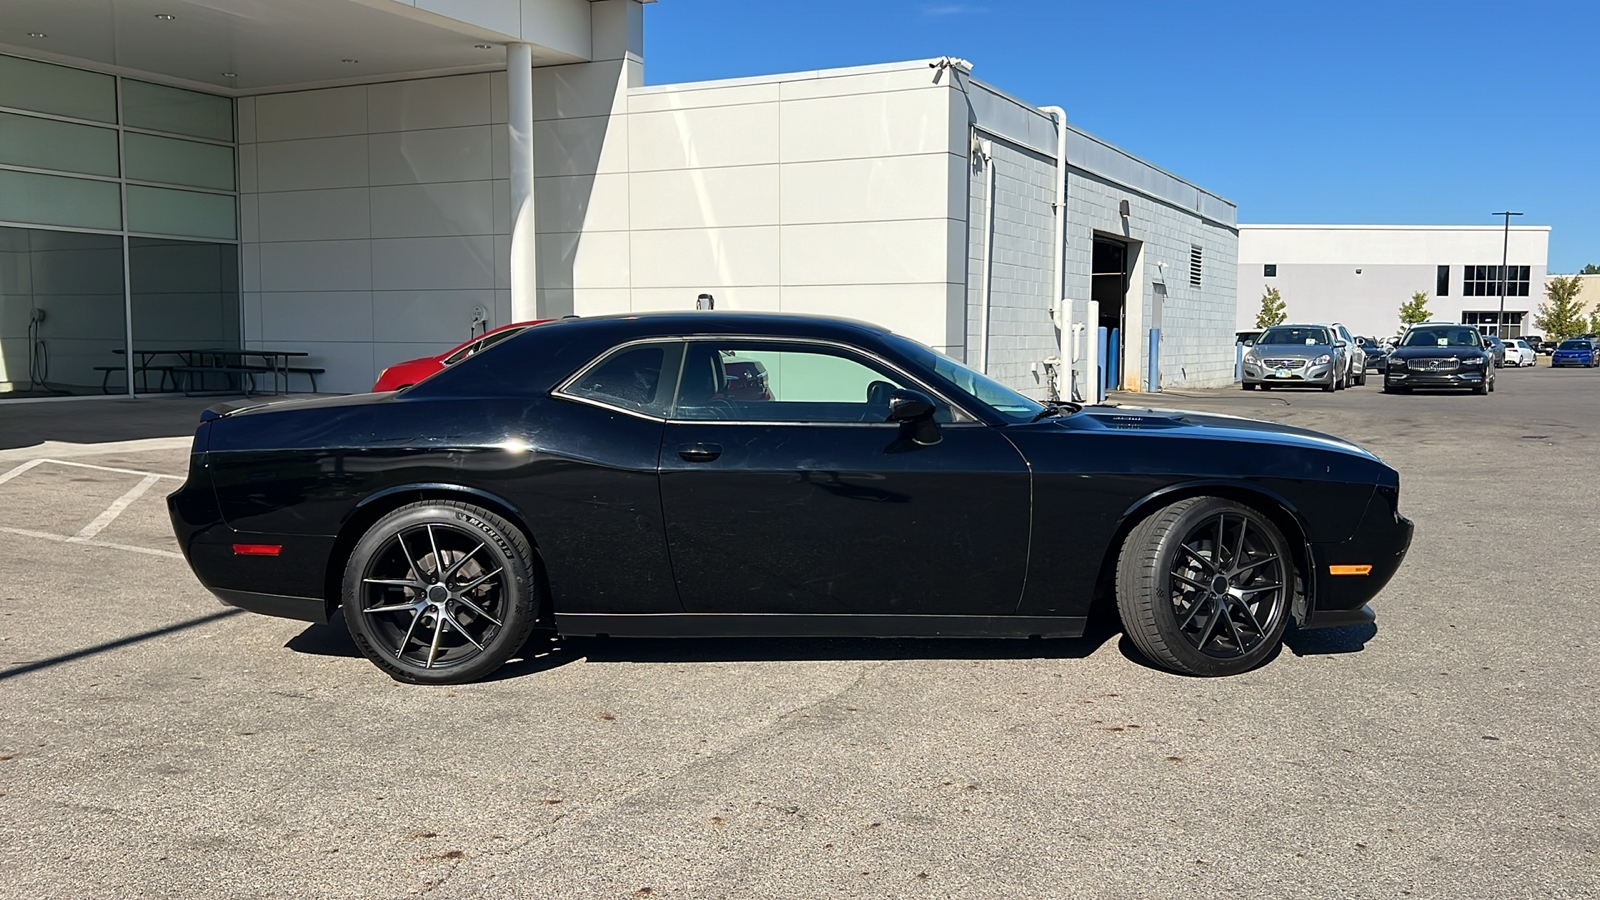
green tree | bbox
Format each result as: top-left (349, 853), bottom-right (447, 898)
top-left (1536, 274), bottom-right (1588, 340)
top-left (1255, 286), bottom-right (1286, 328)
top-left (1581, 263), bottom-right (1600, 275)
top-left (1398, 291), bottom-right (1431, 327)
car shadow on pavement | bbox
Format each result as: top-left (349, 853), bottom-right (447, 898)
top-left (286, 610), bottom-right (1374, 679)
top-left (283, 609), bottom-right (1129, 680)
top-left (1281, 622), bottom-right (1377, 657)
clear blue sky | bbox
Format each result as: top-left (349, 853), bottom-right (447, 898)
top-left (643, 0), bottom-right (1599, 272)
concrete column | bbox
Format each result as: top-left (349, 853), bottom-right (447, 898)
top-left (507, 43), bottom-right (537, 322)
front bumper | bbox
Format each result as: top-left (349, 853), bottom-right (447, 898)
top-left (1302, 486), bottom-right (1413, 629)
top-left (1241, 361), bottom-right (1335, 386)
top-left (1551, 355), bottom-right (1594, 367)
top-left (1385, 369), bottom-right (1486, 388)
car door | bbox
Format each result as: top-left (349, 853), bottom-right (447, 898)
top-left (657, 338), bottom-right (1032, 618)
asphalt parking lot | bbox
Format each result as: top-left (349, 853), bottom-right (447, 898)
top-left (3, 366), bottom-right (1598, 899)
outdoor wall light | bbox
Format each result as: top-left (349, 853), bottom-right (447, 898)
top-left (474, 44), bottom-right (493, 50)
top-left (1356, 268), bottom-right (1363, 274)
top-left (1119, 199), bottom-right (1130, 217)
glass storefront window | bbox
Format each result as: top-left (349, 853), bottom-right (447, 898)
top-left (0, 55), bottom-right (116, 123)
top-left (0, 54), bottom-right (240, 398)
top-left (0, 111), bottom-right (119, 177)
top-left (126, 186), bottom-right (237, 240)
top-left (121, 80), bottom-right (233, 142)
top-left (124, 132), bottom-right (234, 191)
top-left (0, 227), bottom-right (126, 397)
top-left (130, 238), bottom-right (240, 353)
top-left (0, 169), bottom-right (122, 231)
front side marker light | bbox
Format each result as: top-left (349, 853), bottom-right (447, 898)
top-left (1329, 564), bottom-right (1371, 576)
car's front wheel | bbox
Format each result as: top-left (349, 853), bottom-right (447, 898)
top-left (1116, 497), bottom-right (1294, 677)
top-left (342, 500), bottom-right (540, 684)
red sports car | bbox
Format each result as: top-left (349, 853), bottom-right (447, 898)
top-left (373, 321), bottom-right (547, 392)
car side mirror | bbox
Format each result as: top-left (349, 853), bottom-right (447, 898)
top-left (887, 389), bottom-right (941, 445)
top-left (1334, 340), bottom-right (1348, 348)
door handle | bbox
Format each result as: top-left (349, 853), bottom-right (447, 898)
top-left (677, 443), bottom-right (722, 463)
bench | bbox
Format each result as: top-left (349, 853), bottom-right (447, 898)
top-left (95, 364), bottom-right (176, 394)
top-left (284, 366), bottom-right (326, 393)
top-left (172, 364), bottom-right (271, 396)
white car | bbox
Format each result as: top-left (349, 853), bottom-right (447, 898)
top-left (1504, 339), bottom-right (1537, 367)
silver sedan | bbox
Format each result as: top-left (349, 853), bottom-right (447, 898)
top-left (1241, 324), bottom-right (1342, 392)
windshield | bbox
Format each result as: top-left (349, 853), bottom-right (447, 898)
top-left (886, 335), bottom-right (1047, 423)
top-left (1258, 326), bottom-right (1331, 345)
top-left (1559, 340), bottom-right (1591, 350)
top-left (1401, 326), bottom-right (1481, 348)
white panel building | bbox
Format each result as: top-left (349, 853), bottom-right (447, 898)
top-left (0, 0), bottom-right (1238, 401)
top-left (1237, 224), bottom-right (1552, 339)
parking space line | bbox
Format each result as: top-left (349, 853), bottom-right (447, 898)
top-left (70, 473), bottom-right (163, 542)
top-left (34, 458), bottom-right (184, 481)
top-left (0, 458), bottom-right (47, 485)
top-left (0, 525), bottom-right (184, 560)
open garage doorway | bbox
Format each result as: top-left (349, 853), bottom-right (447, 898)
top-left (1093, 236), bottom-right (1131, 390)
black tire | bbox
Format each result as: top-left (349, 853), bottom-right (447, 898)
top-left (1116, 497), bottom-right (1294, 677)
top-left (1241, 382), bottom-right (1256, 391)
top-left (1473, 380), bottom-right (1488, 395)
top-left (1260, 384), bottom-right (1272, 391)
top-left (342, 500), bottom-right (539, 684)
top-left (1322, 379), bottom-right (1336, 392)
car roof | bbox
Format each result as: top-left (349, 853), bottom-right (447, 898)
top-left (537, 310), bottom-right (891, 340)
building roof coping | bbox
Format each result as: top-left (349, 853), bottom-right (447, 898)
top-left (1242, 223), bottom-right (1551, 232)
top-left (632, 58), bottom-right (938, 95)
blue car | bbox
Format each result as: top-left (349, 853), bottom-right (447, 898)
top-left (1550, 339), bottom-right (1599, 368)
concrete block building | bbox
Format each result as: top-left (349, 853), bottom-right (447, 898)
top-left (1237, 224), bottom-right (1552, 338)
top-left (0, 0), bottom-right (1238, 402)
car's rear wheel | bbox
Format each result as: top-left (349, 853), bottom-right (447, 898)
top-left (1116, 497), bottom-right (1293, 677)
top-left (343, 500), bottom-right (539, 684)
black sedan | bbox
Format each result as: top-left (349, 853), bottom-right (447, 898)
top-left (168, 313), bottom-right (1413, 683)
top-left (1383, 323), bottom-right (1496, 394)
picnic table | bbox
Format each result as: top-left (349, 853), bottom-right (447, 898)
top-left (102, 348), bottom-right (324, 395)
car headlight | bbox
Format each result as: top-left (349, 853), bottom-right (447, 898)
top-left (1312, 354), bottom-right (1331, 365)
top-left (1243, 350), bottom-right (1260, 363)
top-left (1461, 357), bottom-right (1484, 366)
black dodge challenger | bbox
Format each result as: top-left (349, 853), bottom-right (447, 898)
top-left (168, 313), bottom-right (1413, 683)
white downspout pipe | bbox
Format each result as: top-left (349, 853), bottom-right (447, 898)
top-left (507, 43), bottom-right (537, 322)
top-left (1039, 106), bottom-right (1069, 401)
top-left (976, 137), bottom-right (995, 373)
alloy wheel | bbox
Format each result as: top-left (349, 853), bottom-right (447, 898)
top-left (1166, 512), bottom-right (1287, 658)
top-left (357, 521), bottom-right (508, 671)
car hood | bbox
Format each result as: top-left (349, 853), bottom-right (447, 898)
top-left (1249, 345), bottom-right (1335, 359)
top-left (1053, 405), bottom-right (1382, 462)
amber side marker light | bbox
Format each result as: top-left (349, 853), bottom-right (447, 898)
top-left (233, 544), bottom-right (282, 556)
top-left (1329, 565), bottom-right (1371, 576)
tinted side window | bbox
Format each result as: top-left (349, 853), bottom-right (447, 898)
top-left (672, 341), bottom-right (950, 423)
top-left (564, 342), bottom-right (683, 417)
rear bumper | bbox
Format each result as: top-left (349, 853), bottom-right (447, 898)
top-left (1302, 487), bottom-right (1412, 629)
top-left (167, 455), bottom-right (334, 624)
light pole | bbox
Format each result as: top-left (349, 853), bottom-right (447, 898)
top-left (1493, 211), bottom-right (1522, 337)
